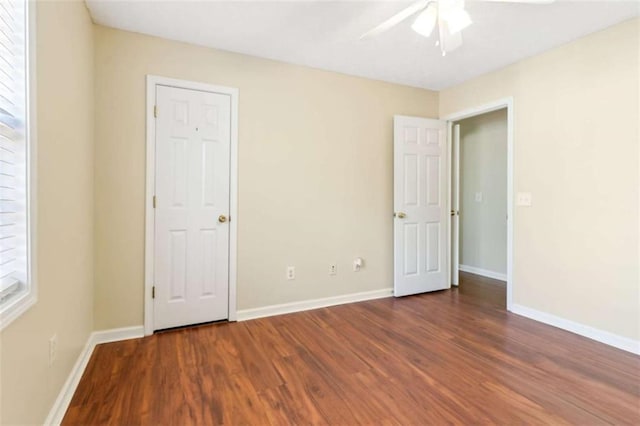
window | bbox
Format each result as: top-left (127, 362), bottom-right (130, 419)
top-left (0, 0), bottom-right (36, 329)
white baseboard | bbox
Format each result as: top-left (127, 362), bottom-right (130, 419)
top-left (92, 325), bottom-right (145, 345)
top-left (459, 264), bottom-right (507, 282)
top-left (511, 304), bottom-right (640, 355)
top-left (44, 326), bottom-right (144, 425)
top-left (237, 288), bottom-right (393, 321)
top-left (43, 334), bottom-right (95, 426)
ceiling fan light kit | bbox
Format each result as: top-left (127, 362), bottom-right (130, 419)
top-left (442, 8), bottom-right (473, 34)
top-left (411, 0), bottom-right (471, 56)
top-left (438, 22), bottom-right (462, 56)
top-left (362, 0), bottom-right (554, 56)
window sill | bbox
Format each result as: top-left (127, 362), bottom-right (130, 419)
top-left (0, 289), bottom-right (37, 331)
top-left (0, 278), bottom-right (21, 299)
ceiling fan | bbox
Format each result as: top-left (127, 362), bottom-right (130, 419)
top-left (360, 0), bottom-right (555, 56)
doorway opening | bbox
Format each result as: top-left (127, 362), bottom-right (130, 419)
top-left (444, 98), bottom-right (514, 310)
top-left (452, 109), bottom-right (508, 306)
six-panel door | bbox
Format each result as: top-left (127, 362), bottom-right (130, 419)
top-left (154, 85), bottom-right (231, 330)
top-left (394, 116), bottom-right (449, 297)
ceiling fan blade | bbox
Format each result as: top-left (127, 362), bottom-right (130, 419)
top-left (360, 0), bottom-right (431, 40)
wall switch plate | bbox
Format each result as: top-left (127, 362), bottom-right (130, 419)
top-left (353, 257), bottom-right (363, 272)
top-left (286, 266), bottom-right (295, 280)
top-left (516, 192), bottom-right (532, 206)
top-left (329, 264), bottom-right (337, 275)
top-left (475, 192), bottom-right (483, 202)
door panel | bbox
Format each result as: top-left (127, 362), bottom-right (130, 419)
top-left (426, 221), bottom-right (441, 272)
top-left (404, 223), bottom-right (419, 275)
top-left (169, 230), bottom-right (187, 300)
top-left (394, 116), bottom-right (449, 297)
top-left (154, 85), bottom-right (231, 330)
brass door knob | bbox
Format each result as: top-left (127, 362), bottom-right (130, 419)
top-left (218, 215), bottom-right (227, 223)
top-left (396, 212), bottom-right (407, 219)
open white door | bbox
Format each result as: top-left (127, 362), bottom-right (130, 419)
top-left (153, 85), bottom-right (231, 330)
top-left (451, 124), bottom-right (460, 286)
top-left (394, 116), bottom-right (449, 297)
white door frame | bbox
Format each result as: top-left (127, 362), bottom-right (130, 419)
top-left (442, 97), bottom-right (514, 311)
top-left (450, 124), bottom-right (460, 286)
top-left (144, 75), bottom-right (239, 335)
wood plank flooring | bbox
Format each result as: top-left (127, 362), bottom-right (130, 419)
top-left (63, 272), bottom-right (640, 425)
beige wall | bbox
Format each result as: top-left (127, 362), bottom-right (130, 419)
top-left (458, 109), bottom-right (508, 275)
top-left (0, 1), bottom-right (95, 424)
top-left (441, 18), bottom-right (640, 341)
top-left (93, 26), bottom-right (439, 329)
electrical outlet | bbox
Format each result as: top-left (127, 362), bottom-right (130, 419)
top-left (287, 266), bottom-right (295, 280)
top-left (329, 264), bottom-right (337, 275)
top-left (475, 191), bottom-right (483, 202)
top-left (49, 334), bottom-right (57, 366)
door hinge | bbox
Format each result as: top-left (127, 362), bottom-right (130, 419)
top-left (153, 105), bottom-right (158, 118)
top-left (152, 286), bottom-right (155, 299)
top-left (152, 195), bottom-right (156, 208)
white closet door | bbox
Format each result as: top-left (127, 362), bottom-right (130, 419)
top-left (154, 85), bottom-right (231, 330)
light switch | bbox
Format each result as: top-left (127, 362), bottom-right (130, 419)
top-left (516, 192), bottom-right (532, 206)
top-left (475, 192), bottom-right (483, 202)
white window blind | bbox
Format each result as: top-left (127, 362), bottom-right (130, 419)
top-left (0, 0), bottom-right (28, 304)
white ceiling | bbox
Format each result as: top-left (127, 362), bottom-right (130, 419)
top-left (85, 0), bottom-right (639, 90)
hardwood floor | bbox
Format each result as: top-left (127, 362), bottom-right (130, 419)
top-left (63, 272), bottom-right (640, 425)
